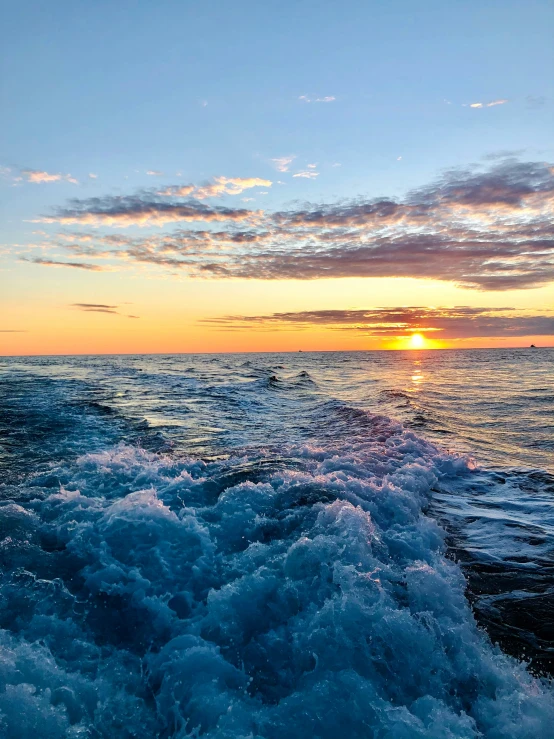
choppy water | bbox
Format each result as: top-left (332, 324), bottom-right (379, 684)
top-left (0, 349), bottom-right (553, 738)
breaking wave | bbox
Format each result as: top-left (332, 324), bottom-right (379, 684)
top-left (1, 419), bottom-right (553, 737)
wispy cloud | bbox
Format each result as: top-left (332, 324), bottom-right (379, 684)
top-left (73, 303), bottom-right (119, 314)
top-left (293, 171), bottom-right (319, 179)
top-left (72, 302), bottom-right (138, 318)
top-left (203, 306), bottom-right (554, 340)
top-left (485, 99), bottom-right (509, 107)
top-left (271, 156), bottom-right (296, 173)
top-left (482, 150), bottom-right (525, 161)
top-left (526, 95), bottom-right (546, 109)
top-left (30, 159), bottom-right (554, 290)
top-left (146, 170), bottom-right (164, 176)
top-left (299, 95), bottom-right (336, 103)
top-left (35, 196), bottom-right (259, 227)
top-left (466, 99), bottom-right (509, 109)
top-left (159, 176), bottom-right (272, 199)
top-left (89, 173), bottom-right (98, 179)
top-left (0, 329), bottom-right (27, 333)
top-left (24, 258), bottom-right (105, 271)
top-left (22, 170), bottom-right (78, 184)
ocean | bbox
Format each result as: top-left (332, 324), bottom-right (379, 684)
top-left (0, 349), bottom-right (553, 738)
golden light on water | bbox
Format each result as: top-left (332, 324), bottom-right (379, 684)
top-left (409, 333), bottom-right (425, 349)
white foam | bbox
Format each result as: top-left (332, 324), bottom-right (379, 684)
top-left (1, 425), bottom-right (552, 737)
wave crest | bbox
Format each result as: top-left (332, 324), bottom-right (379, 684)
top-left (0, 426), bottom-right (552, 737)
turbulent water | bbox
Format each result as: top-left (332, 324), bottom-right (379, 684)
top-left (0, 349), bottom-right (553, 738)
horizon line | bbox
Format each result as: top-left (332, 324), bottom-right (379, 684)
top-left (1, 345), bottom-right (552, 359)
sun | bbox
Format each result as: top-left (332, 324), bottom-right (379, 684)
top-left (409, 333), bottom-right (425, 349)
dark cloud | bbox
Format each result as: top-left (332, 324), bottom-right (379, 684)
top-left (39, 193), bottom-right (258, 227)
top-left (73, 303), bottom-right (118, 309)
top-left (410, 159), bottom-right (553, 208)
top-left (24, 258), bottom-right (105, 271)
top-left (34, 159), bottom-right (554, 290)
top-left (203, 306), bottom-right (554, 340)
top-left (209, 234), bottom-right (554, 290)
top-left (72, 303), bottom-right (119, 314)
top-left (71, 303), bottom-right (139, 318)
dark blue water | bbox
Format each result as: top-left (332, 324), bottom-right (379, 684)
top-left (0, 350), bottom-right (553, 737)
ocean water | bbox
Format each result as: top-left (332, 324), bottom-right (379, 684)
top-left (0, 349), bottom-right (553, 738)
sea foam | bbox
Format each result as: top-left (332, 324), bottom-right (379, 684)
top-left (0, 418), bottom-right (553, 737)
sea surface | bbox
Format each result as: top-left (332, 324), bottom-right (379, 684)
top-left (0, 349), bottom-right (553, 738)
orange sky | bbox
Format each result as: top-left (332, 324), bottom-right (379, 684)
top-left (2, 270), bottom-right (553, 355)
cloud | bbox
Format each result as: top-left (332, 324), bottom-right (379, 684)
top-left (73, 302), bottom-right (117, 309)
top-left (271, 156), bottom-right (295, 173)
top-left (158, 185), bottom-right (195, 198)
top-left (31, 159), bottom-right (554, 290)
top-left (0, 330), bottom-right (27, 333)
top-left (35, 176), bottom-right (275, 229)
top-left (146, 170), bottom-right (164, 176)
top-left (467, 99), bottom-right (509, 109)
top-left (299, 95), bottom-right (336, 103)
top-left (482, 150), bottom-right (526, 161)
top-left (203, 306), bottom-right (554, 340)
top-left (526, 95), bottom-right (546, 108)
top-left (72, 303), bottom-right (139, 318)
top-left (307, 163), bottom-right (318, 169)
top-left (159, 176), bottom-right (272, 200)
top-left (24, 258), bottom-right (105, 271)
top-left (36, 195), bottom-right (259, 227)
top-left (293, 171), bottom-right (319, 179)
top-left (89, 173), bottom-right (98, 179)
top-left (22, 170), bottom-right (78, 184)
top-left (72, 303), bottom-right (119, 314)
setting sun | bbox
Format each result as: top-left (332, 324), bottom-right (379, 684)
top-left (409, 333), bottom-right (425, 349)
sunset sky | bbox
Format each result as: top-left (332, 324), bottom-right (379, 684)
top-left (2, 0), bottom-right (553, 355)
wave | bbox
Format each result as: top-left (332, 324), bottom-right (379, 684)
top-left (378, 389), bottom-right (412, 403)
top-left (1, 418), bottom-right (553, 737)
top-left (267, 371), bottom-right (318, 389)
top-left (431, 464), bottom-right (554, 675)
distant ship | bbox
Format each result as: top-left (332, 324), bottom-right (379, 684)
top-left (530, 344), bottom-right (536, 348)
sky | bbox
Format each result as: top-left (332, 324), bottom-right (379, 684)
top-left (1, 0), bottom-right (553, 354)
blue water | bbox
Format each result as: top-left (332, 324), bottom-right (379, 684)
top-left (0, 350), bottom-right (553, 738)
